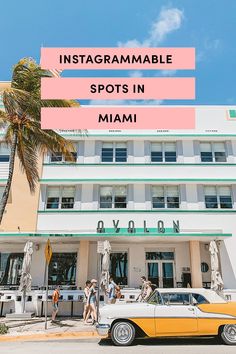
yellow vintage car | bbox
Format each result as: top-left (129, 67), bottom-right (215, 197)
top-left (96, 288), bottom-right (236, 346)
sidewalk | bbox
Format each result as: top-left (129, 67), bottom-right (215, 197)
top-left (0, 317), bottom-right (100, 342)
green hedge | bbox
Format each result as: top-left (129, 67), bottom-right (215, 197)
top-left (0, 323), bottom-right (8, 335)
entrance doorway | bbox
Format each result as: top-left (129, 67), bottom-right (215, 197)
top-left (146, 251), bottom-right (175, 288)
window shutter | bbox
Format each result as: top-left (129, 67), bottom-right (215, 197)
top-left (47, 187), bottom-right (60, 197)
top-left (152, 186), bottom-right (164, 197)
top-left (204, 186), bottom-right (217, 195)
top-left (214, 142), bottom-right (225, 152)
top-left (114, 186), bottom-right (127, 196)
top-left (166, 186), bottom-right (178, 197)
top-left (151, 143), bottom-right (162, 152)
top-left (62, 186), bottom-right (75, 198)
top-left (100, 186), bottom-right (112, 196)
top-left (200, 143), bottom-right (211, 152)
top-left (165, 142), bottom-right (176, 152)
top-left (219, 186), bottom-right (231, 196)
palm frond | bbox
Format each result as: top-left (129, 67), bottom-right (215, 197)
top-left (16, 129), bottom-right (39, 192)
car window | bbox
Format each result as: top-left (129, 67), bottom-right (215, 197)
top-left (161, 293), bottom-right (191, 305)
top-left (147, 291), bottom-right (162, 305)
top-left (192, 293), bottom-right (209, 304)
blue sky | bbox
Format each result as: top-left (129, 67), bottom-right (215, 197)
top-left (0, 0), bottom-right (236, 105)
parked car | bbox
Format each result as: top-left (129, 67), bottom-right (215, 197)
top-left (96, 288), bottom-right (236, 346)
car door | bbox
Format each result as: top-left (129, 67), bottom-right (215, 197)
top-left (155, 292), bottom-right (198, 335)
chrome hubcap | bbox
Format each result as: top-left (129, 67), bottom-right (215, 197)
top-left (224, 325), bottom-right (236, 342)
top-left (114, 323), bottom-right (133, 344)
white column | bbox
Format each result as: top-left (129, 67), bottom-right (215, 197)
top-left (189, 240), bottom-right (203, 288)
top-left (77, 241), bottom-right (89, 288)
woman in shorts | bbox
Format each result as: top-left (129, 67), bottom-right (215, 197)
top-left (85, 279), bottom-right (97, 324)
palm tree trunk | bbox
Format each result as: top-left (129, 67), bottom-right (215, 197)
top-left (0, 131), bottom-right (18, 224)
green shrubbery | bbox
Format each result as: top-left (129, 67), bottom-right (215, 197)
top-left (0, 323), bottom-right (8, 335)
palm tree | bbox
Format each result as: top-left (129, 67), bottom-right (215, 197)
top-left (0, 58), bottom-right (80, 224)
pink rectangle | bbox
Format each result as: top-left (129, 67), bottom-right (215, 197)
top-left (41, 47), bottom-right (195, 70)
top-left (41, 107), bottom-right (195, 130)
top-left (41, 77), bottom-right (195, 100)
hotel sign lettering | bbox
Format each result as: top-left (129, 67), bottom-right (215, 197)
top-left (96, 220), bottom-right (180, 234)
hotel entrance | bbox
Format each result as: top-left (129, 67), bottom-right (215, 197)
top-left (145, 251), bottom-right (175, 288)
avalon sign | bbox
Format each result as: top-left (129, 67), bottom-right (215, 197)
top-left (96, 220), bottom-right (180, 234)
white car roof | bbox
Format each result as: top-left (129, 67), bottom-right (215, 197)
top-left (157, 288), bottom-right (227, 303)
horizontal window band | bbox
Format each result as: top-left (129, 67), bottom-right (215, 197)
top-left (38, 209), bottom-right (236, 213)
top-left (40, 178), bottom-right (236, 182)
top-left (43, 163), bottom-right (236, 166)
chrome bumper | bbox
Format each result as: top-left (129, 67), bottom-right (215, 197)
top-left (96, 324), bottom-right (110, 336)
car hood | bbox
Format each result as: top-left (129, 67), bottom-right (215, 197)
top-left (100, 302), bottom-right (154, 318)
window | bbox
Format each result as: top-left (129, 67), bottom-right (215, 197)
top-left (0, 144), bottom-right (10, 162)
top-left (192, 293), bottom-right (208, 304)
top-left (101, 142), bottom-right (127, 163)
top-left (50, 144), bottom-right (77, 163)
top-left (204, 186), bottom-right (233, 209)
top-left (146, 252), bottom-right (174, 260)
top-left (0, 253), bottom-right (24, 285)
top-left (200, 142), bottom-right (226, 162)
top-left (48, 253), bottom-right (77, 285)
top-left (46, 186), bottom-right (75, 209)
top-left (99, 186), bottom-right (127, 209)
top-left (162, 293), bottom-right (191, 305)
top-left (152, 186), bottom-right (180, 209)
top-left (51, 152), bottom-right (77, 163)
top-left (151, 142), bottom-right (176, 162)
top-left (110, 252), bottom-right (128, 285)
top-left (201, 262), bottom-right (209, 273)
top-left (147, 291), bottom-right (163, 305)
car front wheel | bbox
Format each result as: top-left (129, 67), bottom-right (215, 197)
top-left (221, 324), bottom-right (236, 345)
top-left (111, 321), bottom-right (136, 346)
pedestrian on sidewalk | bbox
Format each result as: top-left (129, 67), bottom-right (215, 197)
top-left (107, 276), bottom-right (121, 304)
top-left (51, 285), bottom-right (60, 323)
top-left (85, 279), bottom-right (97, 324)
top-left (83, 280), bottom-right (92, 322)
top-left (136, 276), bottom-right (147, 302)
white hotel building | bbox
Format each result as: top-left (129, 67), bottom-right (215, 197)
top-left (1, 105), bottom-right (236, 315)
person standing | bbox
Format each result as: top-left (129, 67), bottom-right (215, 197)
top-left (51, 285), bottom-right (60, 322)
top-left (85, 279), bottom-right (97, 324)
top-left (136, 276), bottom-right (147, 302)
top-left (143, 281), bottom-right (153, 301)
top-left (108, 276), bottom-right (120, 304)
top-left (83, 280), bottom-right (91, 322)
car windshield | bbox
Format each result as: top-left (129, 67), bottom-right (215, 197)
top-left (147, 291), bottom-right (162, 305)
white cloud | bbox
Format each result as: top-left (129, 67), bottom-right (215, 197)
top-left (197, 38), bottom-right (221, 62)
top-left (159, 69), bottom-right (177, 76)
top-left (118, 7), bottom-right (184, 48)
top-left (128, 70), bottom-right (143, 78)
top-left (89, 99), bottom-right (128, 105)
top-left (89, 99), bottom-right (163, 105)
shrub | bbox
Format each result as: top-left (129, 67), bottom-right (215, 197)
top-left (0, 323), bottom-right (8, 335)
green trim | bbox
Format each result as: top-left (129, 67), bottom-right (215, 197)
top-left (40, 178), bottom-right (236, 182)
top-left (58, 133), bottom-right (236, 137)
top-left (43, 163), bottom-right (236, 166)
top-left (0, 232), bottom-right (231, 238)
top-left (38, 209), bottom-right (236, 213)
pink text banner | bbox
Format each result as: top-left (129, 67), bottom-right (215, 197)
top-left (41, 77), bottom-right (195, 100)
top-left (41, 107), bottom-right (195, 130)
top-left (40, 47), bottom-right (195, 70)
